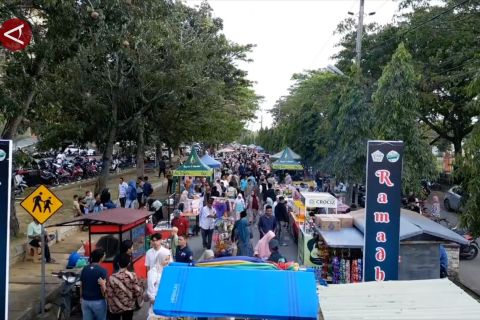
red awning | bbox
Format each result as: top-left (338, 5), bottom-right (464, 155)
top-left (47, 208), bottom-right (152, 227)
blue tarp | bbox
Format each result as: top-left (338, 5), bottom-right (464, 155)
top-left (200, 154), bottom-right (221, 169)
top-left (153, 266), bottom-right (319, 319)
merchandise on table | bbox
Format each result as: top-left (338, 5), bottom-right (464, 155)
top-left (212, 217), bottom-right (235, 257)
top-left (318, 242), bottom-right (363, 284)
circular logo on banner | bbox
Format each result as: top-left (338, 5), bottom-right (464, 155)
top-left (0, 149), bottom-right (6, 161)
top-left (0, 18), bottom-right (32, 52)
top-left (386, 150), bottom-right (400, 163)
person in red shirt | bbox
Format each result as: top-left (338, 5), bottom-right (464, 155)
top-left (171, 210), bottom-right (190, 237)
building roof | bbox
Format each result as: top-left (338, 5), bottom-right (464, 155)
top-left (317, 228), bottom-right (364, 248)
top-left (350, 209), bottom-right (468, 245)
top-left (47, 208), bottom-right (152, 227)
top-left (318, 279), bottom-right (480, 320)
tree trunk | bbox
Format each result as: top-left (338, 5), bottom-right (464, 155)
top-left (1, 90), bottom-right (36, 237)
top-left (136, 120), bottom-right (145, 178)
top-left (155, 141), bottom-right (162, 171)
top-left (453, 139), bottom-right (462, 158)
top-left (95, 101), bottom-right (118, 194)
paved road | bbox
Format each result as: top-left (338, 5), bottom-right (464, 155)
top-left (427, 191), bottom-right (480, 296)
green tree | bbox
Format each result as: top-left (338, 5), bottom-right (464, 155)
top-left (0, 1), bottom-right (82, 236)
top-left (372, 42), bottom-right (437, 194)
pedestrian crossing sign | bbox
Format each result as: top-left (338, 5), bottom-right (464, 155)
top-left (20, 185), bottom-right (63, 224)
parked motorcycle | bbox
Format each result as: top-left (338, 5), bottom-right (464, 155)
top-left (453, 228), bottom-right (479, 260)
top-left (14, 173), bottom-right (28, 196)
top-left (51, 271), bottom-right (81, 320)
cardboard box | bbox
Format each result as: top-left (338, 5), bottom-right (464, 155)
top-left (331, 214), bottom-right (354, 228)
top-left (315, 214), bottom-right (353, 229)
top-left (318, 217), bottom-right (341, 231)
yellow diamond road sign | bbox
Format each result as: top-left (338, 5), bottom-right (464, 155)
top-left (20, 185), bottom-right (63, 224)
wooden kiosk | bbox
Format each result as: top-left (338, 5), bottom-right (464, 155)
top-left (49, 208), bottom-right (152, 278)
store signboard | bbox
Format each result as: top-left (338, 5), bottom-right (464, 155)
top-left (0, 140), bottom-right (12, 319)
top-left (363, 141), bottom-right (403, 282)
top-left (301, 192), bottom-right (337, 208)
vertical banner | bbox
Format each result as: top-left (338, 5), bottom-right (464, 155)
top-left (363, 140), bottom-right (403, 282)
top-left (0, 140), bottom-right (12, 318)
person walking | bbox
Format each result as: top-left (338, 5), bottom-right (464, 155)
top-left (143, 176), bottom-right (153, 204)
top-left (199, 198), bottom-right (216, 249)
top-left (232, 210), bottom-right (253, 256)
top-left (80, 249), bottom-right (108, 320)
top-left (105, 253), bottom-right (144, 320)
top-left (145, 233), bottom-right (172, 272)
top-left (254, 230), bottom-right (276, 259)
top-left (171, 210), bottom-right (189, 237)
top-left (118, 177), bottom-right (128, 208)
top-left (125, 181), bottom-right (137, 209)
top-left (158, 158), bottom-right (166, 178)
top-left (258, 205), bottom-right (277, 238)
top-left (175, 235), bottom-right (194, 263)
top-left (233, 193), bottom-right (246, 221)
top-left (166, 165), bottom-right (174, 194)
top-left (147, 250), bottom-right (171, 320)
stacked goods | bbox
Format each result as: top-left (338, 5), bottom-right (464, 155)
top-left (315, 215), bottom-right (341, 231)
top-left (315, 213), bottom-right (353, 229)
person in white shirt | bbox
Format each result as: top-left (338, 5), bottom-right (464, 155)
top-left (145, 233), bottom-right (172, 272)
top-left (199, 198), bottom-right (216, 249)
top-left (118, 177), bottom-right (128, 208)
top-left (146, 249), bottom-right (170, 320)
top-left (27, 219), bottom-right (55, 263)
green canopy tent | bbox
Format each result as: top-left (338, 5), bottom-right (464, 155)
top-left (271, 147), bottom-right (301, 160)
top-left (271, 148), bottom-right (303, 170)
top-left (173, 149), bottom-right (213, 177)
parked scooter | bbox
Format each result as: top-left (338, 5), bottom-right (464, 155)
top-left (51, 270), bottom-right (81, 320)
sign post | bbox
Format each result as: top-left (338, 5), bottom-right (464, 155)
top-left (20, 184), bottom-right (63, 315)
top-left (0, 140), bottom-right (12, 319)
top-left (363, 140), bottom-right (404, 282)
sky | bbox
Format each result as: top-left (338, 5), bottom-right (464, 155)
top-left (186, 0), bottom-right (402, 131)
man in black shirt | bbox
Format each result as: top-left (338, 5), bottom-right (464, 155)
top-left (175, 235), bottom-right (194, 263)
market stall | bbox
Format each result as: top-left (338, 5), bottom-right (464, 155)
top-left (48, 208), bottom-right (152, 278)
top-left (271, 146), bottom-right (302, 160)
top-left (200, 154), bottom-right (222, 169)
top-left (290, 206), bottom-right (469, 284)
top-left (271, 147), bottom-right (304, 171)
top-left (173, 149), bottom-right (212, 231)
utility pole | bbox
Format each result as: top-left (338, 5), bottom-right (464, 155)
top-left (355, 0), bottom-right (365, 66)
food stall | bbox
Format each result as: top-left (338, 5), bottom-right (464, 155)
top-left (48, 208), bottom-right (152, 278)
top-left (173, 149), bottom-right (212, 232)
top-left (271, 147), bottom-right (304, 183)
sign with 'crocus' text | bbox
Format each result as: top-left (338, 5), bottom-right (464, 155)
top-left (363, 140), bottom-right (403, 282)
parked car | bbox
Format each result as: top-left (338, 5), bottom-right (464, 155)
top-left (444, 186), bottom-right (465, 212)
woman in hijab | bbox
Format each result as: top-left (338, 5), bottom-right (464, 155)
top-left (147, 249), bottom-right (171, 320)
top-left (232, 210), bottom-right (253, 256)
top-left (233, 194), bottom-right (246, 221)
top-left (254, 230), bottom-right (276, 259)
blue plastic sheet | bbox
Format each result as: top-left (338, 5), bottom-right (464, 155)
top-left (153, 265), bottom-right (319, 319)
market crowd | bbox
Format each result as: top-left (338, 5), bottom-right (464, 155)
top-left (76, 148), bottom-right (306, 320)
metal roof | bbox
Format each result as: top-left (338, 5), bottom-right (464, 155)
top-left (317, 228), bottom-right (364, 248)
top-left (318, 279), bottom-right (480, 320)
top-left (47, 208), bottom-right (152, 227)
top-left (350, 209), bottom-right (468, 245)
